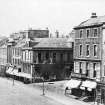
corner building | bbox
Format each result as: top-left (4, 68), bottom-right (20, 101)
top-left (73, 13), bottom-right (105, 103)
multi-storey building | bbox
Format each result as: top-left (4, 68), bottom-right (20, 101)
top-left (22, 38), bottom-right (73, 82)
top-left (71, 13), bottom-right (105, 103)
top-left (11, 39), bottom-right (26, 72)
top-left (10, 28), bottom-right (49, 40)
top-left (0, 43), bottom-right (7, 76)
top-left (6, 28), bottom-right (50, 81)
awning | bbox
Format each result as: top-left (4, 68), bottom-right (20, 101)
top-left (13, 69), bottom-right (19, 76)
top-left (18, 72), bottom-right (32, 79)
top-left (80, 80), bottom-right (97, 91)
top-left (6, 68), bottom-right (32, 79)
top-left (6, 67), bottom-right (13, 74)
top-left (65, 79), bottom-right (81, 89)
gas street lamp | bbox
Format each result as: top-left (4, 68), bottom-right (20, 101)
top-left (42, 77), bottom-right (45, 95)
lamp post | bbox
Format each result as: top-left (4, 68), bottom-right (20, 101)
top-left (12, 65), bottom-right (16, 86)
top-left (42, 77), bottom-right (45, 95)
top-left (13, 73), bottom-right (15, 86)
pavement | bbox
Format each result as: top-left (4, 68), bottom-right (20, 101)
top-left (0, 77), bottom-right (97, 105)
top-left (29, 80), bottom-right (95, 105)
top-left (0, 77), bottom-right (64, 105)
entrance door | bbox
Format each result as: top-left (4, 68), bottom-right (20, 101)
top-left (101, 89), bottom-right (105, 104)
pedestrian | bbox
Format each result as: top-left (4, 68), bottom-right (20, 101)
top-left (65, 87), bottom-right (68, 95)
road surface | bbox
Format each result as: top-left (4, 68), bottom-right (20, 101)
top-left (0, 77), bottom-right (90, 105)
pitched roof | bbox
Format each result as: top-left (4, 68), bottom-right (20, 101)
top-left (0, 37), bottom-right (8, 47)
top-left (15, 39), bottom-right (26, 47)
top-left (74, 15), bottom-right (105, 28)
top-left (33, 38), bottom-right (73, 49)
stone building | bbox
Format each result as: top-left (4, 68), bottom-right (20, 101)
top-left (22, 38), bottom-right (73, 81)
top-left (10, 28), bottom-right (49, 69)
top-left (10, 28), bottom-right (49, 40)
top-left (11, 39), bottom-right (26, 72)
top-left (71, 13), bottom-right (105, 103)
top-left (6, 28), bottom-right (50, 81)
top-left (0, 43), bottom-right (7, 76)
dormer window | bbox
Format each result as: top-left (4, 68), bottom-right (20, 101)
top-left (80, 30), bottom-right (83, 38)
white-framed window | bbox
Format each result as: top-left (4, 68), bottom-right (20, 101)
top-left (79, 30), bottom-right (83, 38)
top-left (94, 44), bottom-right (98, 57)
top-left (74, 61), bottom-right (79, 73)
top-left (93, 63), bottom-right (97, 78)
top-left (93, 28), bottom-right (98, 37)
top-left (86, 44), bottom-right (90, 56)
top-left (79, 62), bottom-right (82, 73)
top-left (86, 62), bottom-right (90, 77)
top-left (79, 44), bottom-right (82, 56)
top-left (23, 51), bottom-right (25, 61)
top-left (12, 48), bottom-right (15, 55)
top-left (86, 29), bottom-right (90, 38)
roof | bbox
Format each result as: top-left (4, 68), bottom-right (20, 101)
top-left (74, 15), bottom-right (105, 29)
top-left (33, 38), bottom-right (73, 49)
top-left (0, 37), bottom-right (8, 47)
top-left (15, 39), bottom-right (26, 47)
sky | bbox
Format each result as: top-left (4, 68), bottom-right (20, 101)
top-left (0, 0), bottom-right (105, 37)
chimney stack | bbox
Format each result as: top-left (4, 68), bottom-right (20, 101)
top-left (55, 30), bottom-right (59, 38)
top-left (91, 13), bottom-right (97, 18)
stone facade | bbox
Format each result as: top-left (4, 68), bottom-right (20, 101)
top-left (0, 44), bottom-right (7, 76)
top-left (74, 26), bottom-right (102, 80)
top-left (73, 13), bottom-right (105, 104)
top-left (12, 47), bottom-right (22, 70)
top-left (21, 38), bottom-right (73, 80)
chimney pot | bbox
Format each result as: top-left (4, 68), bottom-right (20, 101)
top-left (91, 13), bottom-right (97, 18)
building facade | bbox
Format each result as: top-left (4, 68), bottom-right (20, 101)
top-left (72, 13), bottom-right (105, 103)
top-left (6, 29), bottom-right (50, 82)
top-left (22, 38), bottom-right (73, 81)
top-left (0, 44), bottom-right (7, 76)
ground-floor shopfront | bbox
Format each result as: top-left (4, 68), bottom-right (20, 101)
top-left (65, 73), bottom-right (97, 102)
top-left (96, 82), bottom-right (105, 104)
top-left (6, 65), bottom-right (33, 83)
top-left (74, 60), bottom-right (101, 81)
